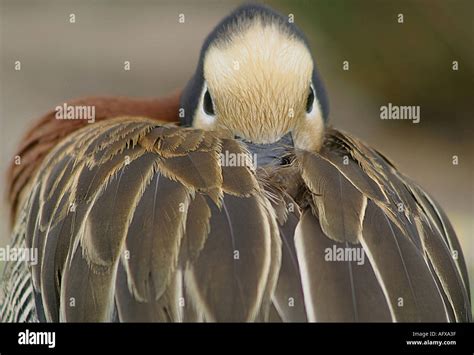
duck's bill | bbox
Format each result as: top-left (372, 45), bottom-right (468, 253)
top-left (237, 132), bottom-right (294, 168)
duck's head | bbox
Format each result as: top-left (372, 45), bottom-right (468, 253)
top-left (180, 4), bottom-right (329, 163)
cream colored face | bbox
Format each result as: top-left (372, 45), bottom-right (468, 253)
top-left (193, 20), bottom-right (325, 151)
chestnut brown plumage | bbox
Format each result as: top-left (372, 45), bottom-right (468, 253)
top-left (7, 92), bottom-right (181, 225)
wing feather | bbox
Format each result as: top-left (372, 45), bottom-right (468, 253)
top-left (4, 117), bottom-right (280, 322)
top-left (360, 200), bottom-right (448, 321)
top-left (269, 193), bottom-right (308, 322)
top-left (297, 151), bottom-right (364, 243)
top-left (294, 209), bottom-right (391, 322)
top-left (187, 194), bottom-right (279, 322)
top-left (290, 128), bottom-right (470, 322)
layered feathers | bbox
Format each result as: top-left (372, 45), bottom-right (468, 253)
top-left (1, 117), bottom-right (280, 322)
top-left (0, 121), bottom-right (470, 322)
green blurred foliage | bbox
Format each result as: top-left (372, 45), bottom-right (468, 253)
top-left (273, 0), bottom-right (474, 140)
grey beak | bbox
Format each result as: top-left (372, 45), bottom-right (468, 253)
top-left (238, 132), bottom-right (294, 167)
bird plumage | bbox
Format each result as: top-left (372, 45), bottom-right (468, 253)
top-left (1, 4), bottom-right (470, 322)
top-left (7, 92), bottom-right (181, 225)
top-left (2, 118), bottom-right (470, 322)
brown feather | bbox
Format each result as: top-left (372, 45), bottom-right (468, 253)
top-left (297, 150), bottom-right (364, 243)
top-left (5, 117), bottom-right (282, 323)
top-left (269, 193), bottom-right (308, 322)
top-left (187, 194), bottom-right (278, 322)
top-left (290, 128), bottom-right (470, 322)
top-left (360, 200), bottom-right (448, 321)
top-left (295, 210), bottom-right (391, 322)
top-left (7, 92), bottom-right (181, 224)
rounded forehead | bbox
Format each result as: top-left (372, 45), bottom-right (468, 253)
top-left (203, 22), bottom-right (313, 94)
top-left (198, 22), bottom-right (316, 144)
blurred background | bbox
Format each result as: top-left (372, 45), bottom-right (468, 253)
top-left (0, 0), bottom-right (472, 314)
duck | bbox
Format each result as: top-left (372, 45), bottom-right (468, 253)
top-left (1, 3), bottom-right (470, 322)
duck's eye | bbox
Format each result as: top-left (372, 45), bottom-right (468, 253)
top-left (203, 89), bottom-right (215, 116)
top-left (306, 85), bottom-right (315, 113)
top-left (280, 156), bottom-right (292, 166)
